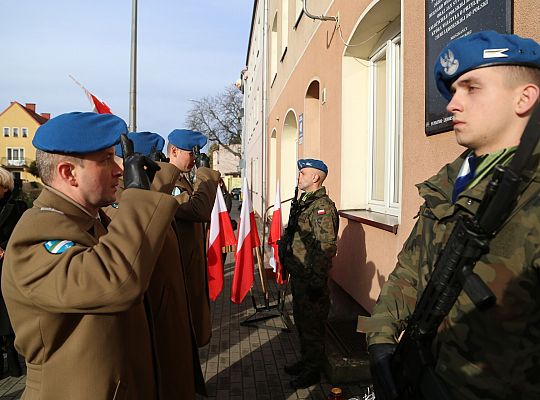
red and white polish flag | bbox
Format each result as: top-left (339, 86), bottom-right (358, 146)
top-left (69, 75), bottom-right (113, 114)
top-left (207, 188), bottom-right (237, 300)
top-left (268, 182), bottom-right (287, 284)
top-left (231, 178), bottom-right (261, 304)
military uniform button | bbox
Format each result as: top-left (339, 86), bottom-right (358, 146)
top-left (467, 199), bottom-right (473, 205)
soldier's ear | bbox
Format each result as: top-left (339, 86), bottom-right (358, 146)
top-left (515, 83), bottom-right (540, 116)
top-left (57, 161), bottom-right (78, 186)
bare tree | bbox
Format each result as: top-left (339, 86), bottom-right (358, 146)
top-left (185, 85), bottom-right (242, 158)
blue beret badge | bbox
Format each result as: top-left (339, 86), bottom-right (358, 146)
top-left (440, 49), bottom-right (459, 76)
top-left (44, 240), bottom-right (75, 254)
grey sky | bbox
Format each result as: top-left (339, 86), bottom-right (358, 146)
top-left (0, 1), bottom-right (252, 138)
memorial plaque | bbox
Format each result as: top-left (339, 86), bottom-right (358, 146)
top-left (425, 0), bottom-right (512, 135)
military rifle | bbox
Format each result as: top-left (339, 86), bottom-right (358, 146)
top-left (278, 186), bottom-right (301, 277)
top-left (372, 104), bottom-right (540, 400)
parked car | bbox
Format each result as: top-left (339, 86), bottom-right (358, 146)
top-left (231, 187), bottom-right (241, 200)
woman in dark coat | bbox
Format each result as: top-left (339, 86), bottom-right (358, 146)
top-left (0, 168), bottom-right (27, 377)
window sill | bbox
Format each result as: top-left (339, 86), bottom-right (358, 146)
top-left (338, 209), bottom-right (399, 234)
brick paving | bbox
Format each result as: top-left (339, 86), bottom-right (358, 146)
top-left (197, 260), bottom-right (370, 400)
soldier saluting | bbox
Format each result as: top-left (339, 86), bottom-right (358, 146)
top-left (2, 112), bottom-right (177, 399)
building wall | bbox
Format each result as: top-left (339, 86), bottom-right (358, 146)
top-left (243, 0), bottom-right (267, 215)
top-left (212, 144), bottom-right (241, 175)
top-left (247, 0), bottom-right (540, 311)
top-left (0, 102), bottom-right (43, 182)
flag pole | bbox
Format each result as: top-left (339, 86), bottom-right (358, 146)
top-left (129, 0), bottom-right (138, 132)
top-left (255, 246), bottom-right (269, 308)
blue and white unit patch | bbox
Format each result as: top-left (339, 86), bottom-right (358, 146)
top-left (44, 240), bottom-right (75, 254)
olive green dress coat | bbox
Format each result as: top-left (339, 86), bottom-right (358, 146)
top-left (1, 186), bottom-right (178, 400)
top-left (106, 163), bottom-right (205, 399)
top-left (173, 167), bottom-right (220, 346)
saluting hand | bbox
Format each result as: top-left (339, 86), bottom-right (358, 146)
top-left (121, 134), bottom-right (161, 190)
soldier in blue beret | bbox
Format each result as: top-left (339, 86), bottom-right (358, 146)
top-left (281, 158), bottom-right (338, 389)
top-left (114, 131), bottom-right (165, 159)
top-left (363, 31), bottom-right (540, 399)
top-left (166, 128), bottom-right (221, 350)
top-left (2, 112), bottom-right (177, 399)
top-left (108, 129), bottom-right (205, 398)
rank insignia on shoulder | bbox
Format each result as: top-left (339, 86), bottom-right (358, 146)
top-left (111, 203), bottom-right (119, 209)
top-left (317, 209), bottom-right (326, 215)
top-left (40, 207), bottom-right (64, 215)
top-left (44, 240), bottom-right (75, 254)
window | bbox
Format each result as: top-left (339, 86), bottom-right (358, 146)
top-left (294, 0), bottom-right (303, 26)
top-left (281, 0), bottom-right (288, 57)
top-left (7, 147), bottom-right (25, 166)
top-left (22, 128), bottom-right (28, 137)
top-left (368, 35), bottom-right (401, 216)
top-left (13, 127), bottom-right (19, 138)
top-left (271, 13), bottom-right (278, 83)
top-left (2, 127), bottom-right (8, 137)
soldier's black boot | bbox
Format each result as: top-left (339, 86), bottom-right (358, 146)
top-left (284, 360), bottom-right (305, 376)
top-left (289, 369), bottom-right (320, 389)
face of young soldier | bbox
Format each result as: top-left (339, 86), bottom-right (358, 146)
top-left (447, 66), bottom-right (524, 155)
top-left (169, 147), bottom-right (195, 173)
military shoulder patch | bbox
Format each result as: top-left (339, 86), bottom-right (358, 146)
top-left (44, 240), bottom-right (75, 254)
top-left (317, 209), bottom-right (326, 215)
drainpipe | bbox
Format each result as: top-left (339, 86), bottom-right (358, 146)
top-left (302, 0), bottom-right (337, 22)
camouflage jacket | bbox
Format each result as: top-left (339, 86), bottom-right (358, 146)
top-left (285, 187), bottom-right (339, 288)
top-left (359, 150), bottom-right (540, 398)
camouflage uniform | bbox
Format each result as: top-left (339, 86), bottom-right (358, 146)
top-left (359, 149), bottom-right (540, 399)
top-left (284, 186), bottom-right (339, 372)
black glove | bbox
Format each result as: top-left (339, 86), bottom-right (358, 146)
top-left (306, 284), bottom-right (325, 301)
top-left (148, 145), bottom-right (169, 163)
top-left (368, 344), bottom-right (399, 400)
top-left (195, 152), bottom-right (210, 168)
top-left (121, 134), bottom-right (161, 190)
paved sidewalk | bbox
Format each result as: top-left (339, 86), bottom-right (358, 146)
top-left (197, 261), bottom-right (370, 400)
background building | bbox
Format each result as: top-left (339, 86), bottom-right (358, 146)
top-left (0, 101), bottom-right (49, 182)
top-left (212, 143), bottom-right (242, 190)
top-left (242, 0), bottom-right (539, 314)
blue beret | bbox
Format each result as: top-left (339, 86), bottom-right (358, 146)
top-left (297, 158), bottom-right (328, 174)
top-left (33, 112), bottom-right (127, 153)
top-left (435, 31), bottom-right (540, 100)
top-left (114, 131), bottom-right (165, 157)
top-left (167, 129), bottom-right (207, 151)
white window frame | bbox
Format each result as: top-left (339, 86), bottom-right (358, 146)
top-left (12, 127), bottom-right (19, 138)
top-left (367, 35), bottom-right (401, 216)
top-left (22, 127), bottom-right (28, 137)
top-left (7, 147), bottom-right (25, 166)
top-left (3, 127), bottom-right (9, 137)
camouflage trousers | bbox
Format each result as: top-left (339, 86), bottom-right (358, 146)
top-left (291, 276), bottom-right (330, 372)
